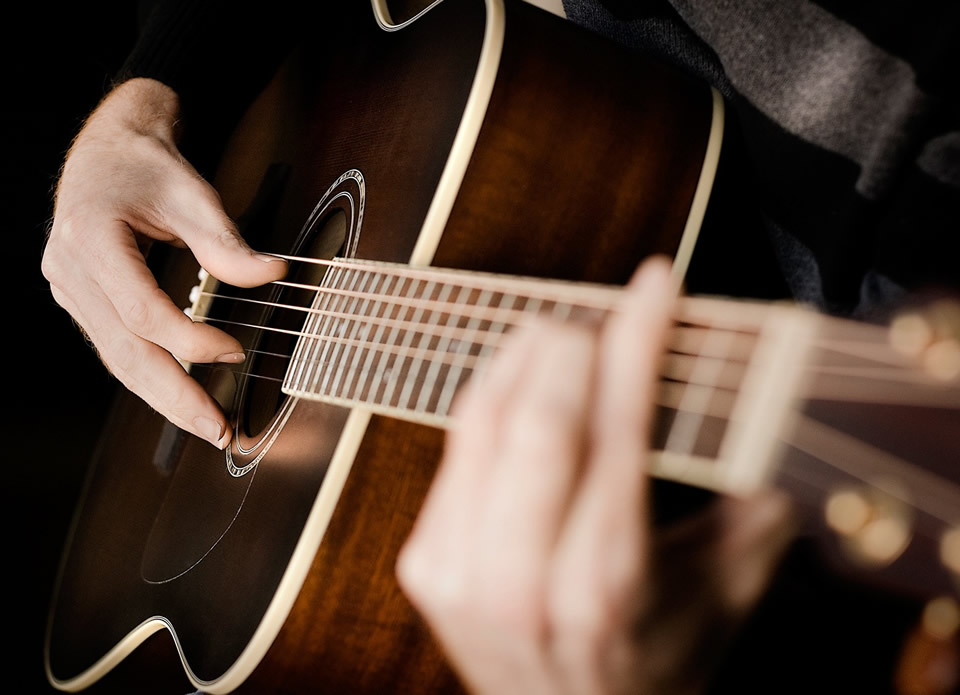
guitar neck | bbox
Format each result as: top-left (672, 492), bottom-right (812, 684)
top-left (269, 255), bottom-right (960, 595)
top-left (279, 257), bottom-right (819, 495)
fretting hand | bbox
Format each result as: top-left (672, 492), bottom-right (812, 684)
top-left (42, 78), bottom-right (287, 447)
top-left (397, 258), bottom-right (794, 695)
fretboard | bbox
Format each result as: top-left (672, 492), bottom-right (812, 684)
top-left (280, 258), bottom-right (816, 494)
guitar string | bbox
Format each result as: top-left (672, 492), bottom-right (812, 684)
top-left (210, 292), bottom-right (946, 391)
top-left (204, 252), bottom-right (937, 377)
top-left (193, 301), bottom-right (954, 401)
top-left (202, 289), bottom-right (759, 362)
top-left (192, 360), bottom-right (737, 421)
top-left (182, 255), bottom-right (960, 529)
top-left (189, 353), bottom-right (960, 525)
top-left (194, 314), bottom-right (752, 390)
top-left (189, 294), bottom-right (960, 518)
top-left (263, 254), bottom-right (944, 366)
top-left (783, 414), bottom-right (960, 525)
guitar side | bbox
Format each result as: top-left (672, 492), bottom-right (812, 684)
top-left (45, 1), bottom-right (717, 692)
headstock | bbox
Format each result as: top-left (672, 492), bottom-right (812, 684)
top-left (776, 298), bottom-right (960, 605)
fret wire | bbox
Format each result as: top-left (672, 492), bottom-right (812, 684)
top-left (670, 326), bottom-right (756, 361)
top-left (266, 278), bottom-right (772, 336)
top-left (663, 353), bottom-right (746, 391)
top-left (436, 287), bottom-right (497, 417)
top-left (373, 276), bottom-right (421, 409)
top-left (223, 312), bottom-right (954, 411)
top-left (205, 289), bottom-right (521, 358)
top-left (206, 349), bottom-right (739, 422)
top-left (272, 254), bottom-right (625, 309)
top-left (551, 299), bottom-right (574, 320)
top-left (384, 279), bottom-right (436, 409)
top-left (663, 329), bottom-right (737, 457)
top-left (299, 266), bottom-right (343, 392)
top-left (224, 319), bottom-right (753, 394)
top-left (297, 265), bottom-right (342, 390)
top-left (269, 279), bottom-right (542, 329)
top-left (204, 311), bottom-right (761, 382)
top-left (285, 266), bottom-right (328, 390)
top-left (312, 267), bottom-right (362, 395)
top-left (200, 349), bottom-right (960, 530)
top-left (350, 272), bottom-right (399, 403)
top-left (397, 281), bottom-right (452, 411)
top-left (294, 266), bottom-right (342, 391)
top-left (415, 282), bottom-right (469, 413)
top-left (208, 287), bottom-right (772, 372)
top-left (275, 254), bottom-right (779, 331)
top-left (339, 270), bottom-right (386, 401)
top-left (327, 269), bottom-right (375, 399)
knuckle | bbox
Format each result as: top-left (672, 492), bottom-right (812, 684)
top-left (102, 331), bottom-right (143, 376)
top-left (175, 329), bottom-right (211, 363)
top-left (40, 249), bottom-right (62, 284)
top-left (396, 541), bottom-right (438, 601)
top-left (547, 591), bottom-right (610, 645)
top-left (397, 543), bottom-right (467, 616)
top-left (51, 213), bottom-right (91, 250)
top-left (163, 377), bottom-right (197, 421)
top-left (478, 575), bottom-right (542, 636)
top-left (119, 293), bottom-right (153, 335)
top-left (507, 399), bottom-right (577, 454)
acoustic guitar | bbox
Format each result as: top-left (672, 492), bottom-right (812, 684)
top-left (45, 0), bottom-right (959, 693)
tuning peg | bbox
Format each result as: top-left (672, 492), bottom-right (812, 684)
top-left (942, 528), bottom-right (960, 577)
top-left (825, 485), bottom-right (913, 567)
top-left (924, 596), bottom-right (960, 641)
top-left (890, 300), bottom-right (960, 382)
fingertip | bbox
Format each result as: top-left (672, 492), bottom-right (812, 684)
top-left (253, 252), bottom-right (288, 266)
top-left (193, 415), bottom-right (231, 449)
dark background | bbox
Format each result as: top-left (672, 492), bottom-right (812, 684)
top-left (4, 5), bottom-right (138, 691)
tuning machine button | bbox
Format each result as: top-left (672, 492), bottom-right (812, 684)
top-left (825, 484), bottom-right (913, 567)
top-left (942, 528), bottom-right (960, 577)
top-left (889, 301), bottom-right (960, 382)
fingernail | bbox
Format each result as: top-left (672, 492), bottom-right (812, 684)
top-left (216, 351), bottom-right (245, 363)
top-left (253, 253), bottom-right (285, 263)
top-left (193, 416), bottom-right (225, 448)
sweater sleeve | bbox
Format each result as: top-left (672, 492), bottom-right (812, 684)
top-left (116, 0), bottom-right (308, 174)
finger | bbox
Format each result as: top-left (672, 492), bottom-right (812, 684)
top-left (50, 284), bottom-right (231, 449)
top-left (92, 222), bottom-right (246, 364)
top-left (401, 327), bottom-right (544, 587)
top-left (475, 321), bottom-right (595, 592)
top-left (458, 323), bottom-right (596, 694)
top-left (159, 171), bottom-right (288, 288)
top-left (546, 257), bottom-right (675, 691)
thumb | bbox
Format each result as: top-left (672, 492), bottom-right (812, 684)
top-left (163, 172), bottom-right (288, 288)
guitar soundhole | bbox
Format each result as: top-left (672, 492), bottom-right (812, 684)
top-left (240, 208), bottom-right (347, 437)
top-left (140, 208), bottom-right (350, 584)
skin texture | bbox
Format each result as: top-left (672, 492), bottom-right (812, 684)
top-left (45, 81), bottom-right (794, 693)
top-left (42, 78), bottom-right (288, 447)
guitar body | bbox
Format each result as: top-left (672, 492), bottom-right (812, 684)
top-left (46, 1), bottom-right (715, 692)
